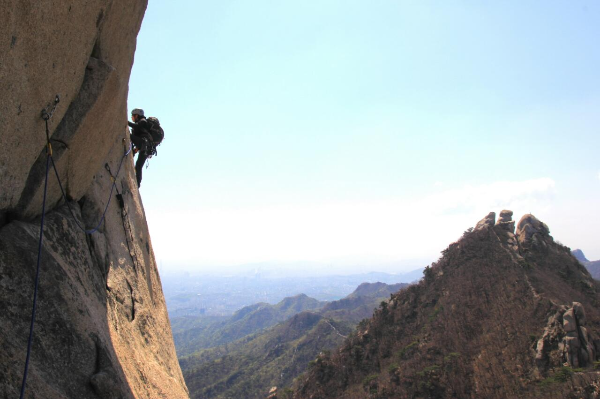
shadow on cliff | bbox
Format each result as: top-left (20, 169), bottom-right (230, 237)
top-left (0, 1), bottom-right (189, 396)
top-left (0, 196), bottom-right (137, 398)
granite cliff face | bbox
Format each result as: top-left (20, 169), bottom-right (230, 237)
top-left (1, 1), bottom-right (188, 398)
top-left (293, 212), bottom-right (600, 399)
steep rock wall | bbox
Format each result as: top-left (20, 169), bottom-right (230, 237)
top-left (1, 0), bottom-right (144, 218)
top-left (0, 1), bottom-right (189, 398)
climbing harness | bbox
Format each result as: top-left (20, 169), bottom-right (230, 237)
top-left (20, 95), bottom-right (131, 399)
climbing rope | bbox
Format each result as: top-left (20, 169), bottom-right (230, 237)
top-left (41, 95), bottom-right (60, 122)
top-left (20, 96), bottom-right (132, 398)
top-left (49, 139), bottom-right (132, 234)
top-left (19, 101), bottom-right (58, 399)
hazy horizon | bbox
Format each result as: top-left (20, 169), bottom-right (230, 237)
top-left (129, 2), bottom-right (600, 273)
top-left (158, 258), bottom-right (428, 276)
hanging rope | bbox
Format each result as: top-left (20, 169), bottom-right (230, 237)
top-left (19, 116), bottom-right (54, 399)
top-left (20, 95), bottom-right (132, 398)
top-left (49, 139), bottom-right (132, 234)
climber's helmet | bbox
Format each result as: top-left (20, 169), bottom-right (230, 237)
top-left (131, 108), bottom-right (145, 121)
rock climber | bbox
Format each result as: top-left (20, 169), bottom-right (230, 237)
top-left (128, 108), bottom-right (153, 188)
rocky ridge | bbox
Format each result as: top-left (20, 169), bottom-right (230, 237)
top-left (1, 1), bottom-right (188, 398)
top-left (292, 211), bottom-right (600, 399)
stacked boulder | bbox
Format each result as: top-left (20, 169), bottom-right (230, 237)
top-left (516, 214), bottom-right (551, 252)
top-left (563, 302), bottom-right (597, 368)
top-left (495, 210), bottom-right (519, 252)
top-left (474, 211), bottom-right (495, 230)
top-left (536, 302), bottom-right (599, 369)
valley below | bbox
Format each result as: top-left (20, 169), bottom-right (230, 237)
top-left (164, 217), bottom-right (600, 399)
top-left (165, 273), bottom-right (416, 398)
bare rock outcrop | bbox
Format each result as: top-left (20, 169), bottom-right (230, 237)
top-left (267, 386), bottom-right (278, 399)
top-left (1, 1), bottom-right (189, 398)
top-left (474, 211), bottom-right (495, 230)
top-left (536, 302), bottom-right (599, 369)
top-left (516, 214), bottom-right (551, 251)
top-left (495, 209), bottom-right (515, 232)
top-left (491, 209), bottom-right (520, 253)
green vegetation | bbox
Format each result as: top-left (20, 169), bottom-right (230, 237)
top-left (428, 306), bottom-right (443, 322)
top-left (415, 364), bottom-right (443, 397)
top-left (423, 265), bottom-right (434, 281)
top-left (397, 340), bottom-right (419, 359)
top-left (357, 318), bottom-right (369, 330)
top-left (362, 374), bottom-right (379, 385)
top-left (362, 374), bottom-right (379, 394)
top-left (173, 294), bottom-right (323, 357)
top-left (443, 352), bottom-right (461, 371)
top-left (180, 283), bottom-right (405, 398)
top-left (463, 227), bottom-right (474, 236)
top-left (416, 365), bottom-right (440, 377)
top-left (443, 352), bottom-right (460, 362)
top-left (540, 367), bottom-right (582, 386)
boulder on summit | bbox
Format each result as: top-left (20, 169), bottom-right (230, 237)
top-left (293, 211), bottom-right (600, 399)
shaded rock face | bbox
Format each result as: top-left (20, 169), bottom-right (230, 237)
top-left (0, 1), bottom-right (189, 398)
top-left (474, 211), bottom-right (495, 230)
top-left (517, 214), bottom-right (551, 252)
top-left (293, 211), bottom-right (600, 399)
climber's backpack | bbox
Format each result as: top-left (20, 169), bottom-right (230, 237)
top-left (146, 117), bottom-right (164, 146)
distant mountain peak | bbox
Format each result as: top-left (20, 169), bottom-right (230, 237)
top-left (573, 249), bottom-right (590, 263)
top-left (347, 282), bottom-right (407, 299)
top-left (572, 249), bottom-right (600, 281)
top-left (293, 211), bottom-right (600, 399)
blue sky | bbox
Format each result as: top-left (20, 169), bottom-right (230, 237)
top-left (128, 1), bottom-right (600, 273)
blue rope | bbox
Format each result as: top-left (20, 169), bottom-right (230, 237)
top-left (19, 139), bottom-right (131, 398)
top-left (49, 142), bottom-right (132, 234)
top-left (19, 150), bottom-right (51, 399)
top-left (20, 96), bottom-right (131, 398)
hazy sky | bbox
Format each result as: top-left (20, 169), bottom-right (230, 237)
top-left (128, 1), bottom-right (600, 273)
